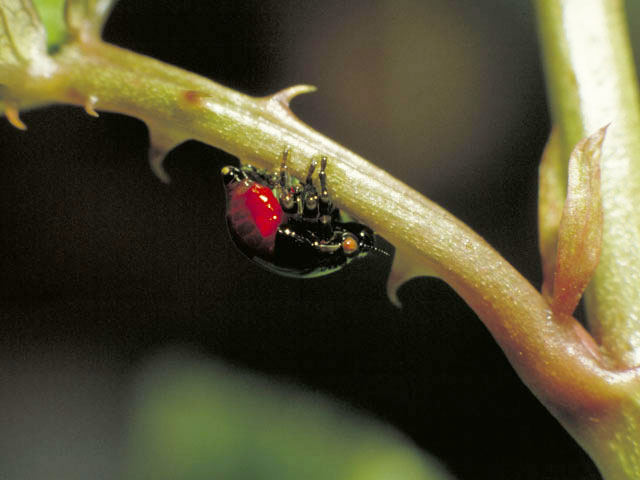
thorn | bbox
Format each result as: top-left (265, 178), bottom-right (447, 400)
top-left (271, 84), bottom-right (317, 107)
top-left (5, 106), bottom-right (26, 130)
top-left (84, 96), bottom-right (99, 117)
top-left (147, 126), bottom-right (186, 183)
top-left (66, 88), bottom-right (100, 117)
top-left (149, 144), bottom-right (171, 183)
top-left (386, 250), bottom-right (438, 308)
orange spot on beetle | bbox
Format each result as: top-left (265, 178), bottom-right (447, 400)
top-left (342, 234), bottom-right (359, 255)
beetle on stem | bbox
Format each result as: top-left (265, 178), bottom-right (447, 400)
top-left (222, 148), bottom-right (382, 277)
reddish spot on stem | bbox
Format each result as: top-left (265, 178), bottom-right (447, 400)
top-left (182, 90), bottom-right (205, 106)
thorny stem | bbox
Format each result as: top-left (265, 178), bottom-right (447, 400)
top-left (14, 42), bottom-right (621, 370)
top-left (4, 5), bottom-right (640, 477)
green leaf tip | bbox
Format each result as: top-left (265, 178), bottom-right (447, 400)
top-left (546, 126), bottom-right (607, 317)
top-left (32, 0), bottom-right (117, 50)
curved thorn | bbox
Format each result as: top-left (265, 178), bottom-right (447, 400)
top-left (84, 96), bottom-right (99, 117)
top-left (386, 250), bottom-right (439, 308)
top-left (271, 84), bottom-right (317, 107)
top-left (149, 144), bottom-right (171, 183)
top-left (148, 127), bottom-right (186, 183)
top-left (5, 106), bottom-right (26, 130)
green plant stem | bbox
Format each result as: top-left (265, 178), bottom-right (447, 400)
top-left (5, 22), bottom-right (640, 478)
top-left (535, 0), bottom-right (640, 368)
top-left (535, 1), bottom-right (640, 477)
top-left (8, 38), bottom-right (629, 400)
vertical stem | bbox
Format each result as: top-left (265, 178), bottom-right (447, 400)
top-left (535, 0), bottom-right (640, 367)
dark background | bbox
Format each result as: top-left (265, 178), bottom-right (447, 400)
top-left (4, 1), bottom-right (638, 478)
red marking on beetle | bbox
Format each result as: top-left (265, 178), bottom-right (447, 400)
top-left (244, 184), bottom-right (283, 237)
top-left (226, 181), bottom-right (284, 255)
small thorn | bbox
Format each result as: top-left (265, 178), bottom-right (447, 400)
top-left (148, 127), bottom-right (186, 183)
top-left (5, 106), bottom-right (26, 130)
top-left (271, 84), bottom-right (317, 107)
top-left (386, 251), bottom-right (438, 308)
top-left (149, 145), bottom-right (171, 183)
top-left (84, 96), bottom-right (99, 117)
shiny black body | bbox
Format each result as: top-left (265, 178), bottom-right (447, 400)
top-left (222, 149), bottom-right (375, 278)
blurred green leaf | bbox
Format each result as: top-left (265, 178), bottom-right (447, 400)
top-left (125, 351), bottom-right (454, 480)
top-left (32, 0), bottom-right (117, 50)
top-left (0, 0), bottom-right (48, 63)
top-left (32, 0), bottom-right (67, 50)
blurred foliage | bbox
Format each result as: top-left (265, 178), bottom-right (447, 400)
top-left (0, 0), bottom-right (48, 64)
top-left (125, 351), bottom-right (453, 480)
top-left (32, 0), bottom-right (67, 49)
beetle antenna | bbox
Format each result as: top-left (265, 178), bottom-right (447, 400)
top-left (363, 243), bottom-right (391, 257)
top-left (373, 245), bottom-right (391, 256)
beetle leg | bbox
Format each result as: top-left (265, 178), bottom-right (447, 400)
top-left (221, 165), bottom-right (246, 185)
top-left (279, 146), bottom-right (291, 189)
top-left (273, 222), bottom-right (340, 273)
top-left (318, 156), bottom-right (332, 213)
top-left (317, 156), bottom-right (335, 238)
top-left (240, 164), bottom-right (260, 182)
top-left (301, 159), bottom-right (320, 219)
top-left (305, 158), bottom-right (317, 184)
top-left (278, 147), bottom-right (298, 214)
